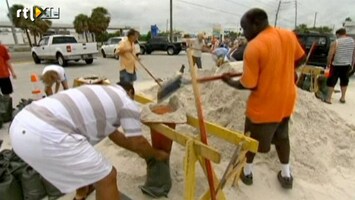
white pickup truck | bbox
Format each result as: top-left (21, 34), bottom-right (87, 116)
top-left (31, 35), bottom-right (98, 66)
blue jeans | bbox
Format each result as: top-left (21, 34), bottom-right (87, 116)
top-left (119, 70), bottom-right (137, 84)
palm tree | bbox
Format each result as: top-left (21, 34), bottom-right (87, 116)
top-left (88, 7), bottom-right (111, 42)
top-left (8, 4), bottom-right (32, 46)
top-left (343, 17), bottom-right (352, 26)
top-left (73, 14), bottom-right (90, 42)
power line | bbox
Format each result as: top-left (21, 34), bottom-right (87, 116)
top-left (175, 0), bottom-right (242, 17)
top-left (252, 0), bottom-right (277, 9)
top-left (219, 0), bottom-right (249, 9)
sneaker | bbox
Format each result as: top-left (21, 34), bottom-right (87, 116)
top-left (277, 171), bottom-right (293, 189)
top-left (240, 170), bottom-right (253, 185)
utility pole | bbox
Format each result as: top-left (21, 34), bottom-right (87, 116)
top-left (170, 0), bottom-right (173, 42)
top-left (274, 0), bottom-right (282, 27)
top-left (313, 12), bottom-right (318, 28)
top-left (295, 0), bottom-right (298, 29)
top-left (5, 0), bottom-right (18, 45)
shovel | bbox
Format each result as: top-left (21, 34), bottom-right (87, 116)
top-left (157, 65), bottom-right (242, 102)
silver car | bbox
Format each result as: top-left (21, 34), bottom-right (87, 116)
top-left (100, 37), bottom-right (124, 59)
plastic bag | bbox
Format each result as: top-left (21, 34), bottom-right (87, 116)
top-left (8, 150), bottom-right (47, 200)
top-left (0, 95), bottom-right (13, 122)
top-left (41, 177), bottom-right (64, 200)
top-left (0, 149), bottom-right (23, 200)
top-left (139, 158), bottom-right (172, 198)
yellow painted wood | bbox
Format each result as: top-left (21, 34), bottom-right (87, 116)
top-left (184, 140), bottom-right (197, 200)
top-left (134, 93), bottom-right (153, 104)
top-left (148, 124), bottom-right (221, 163)
top-left (187, 116), bottom-right (259, 153)
top-left (134, 93), bottom-right (259, 153)
top-left (197, 156), bottom-right (226, 200)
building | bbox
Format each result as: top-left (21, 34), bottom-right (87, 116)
top-left (344, 21), bottom-right (355, 38)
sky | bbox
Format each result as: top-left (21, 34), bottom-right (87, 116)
top-left (1, 0), bottom-right (355, 34)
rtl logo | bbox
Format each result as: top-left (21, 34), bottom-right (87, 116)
top-left (16, 6), bottom-right (60, 22)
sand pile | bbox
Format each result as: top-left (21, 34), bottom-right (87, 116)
top-left (140, 61), bottom-right (355, 200)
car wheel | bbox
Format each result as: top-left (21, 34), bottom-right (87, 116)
top-left (167, 47), bottom-right (175, 55)
top-left (140, 48), bottom-right (145, 55)
top-left (57, 53), bottom-right (67, 66)
top-left (32, 53), bottom-right (41, 64)
top-left (146, 50), bottom-right (152, 55)
top-left (101, 49), bottom-right (106, 58)
top-left (85, 59), bottom-right (94, 64)
top-left (114, 49), bottom-right (119, 60)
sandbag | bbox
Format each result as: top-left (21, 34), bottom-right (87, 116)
top-left (41, 177), bottom-right (64, 200)
top-left (0, 95), bottom-right (13, 122)
top-left (315, 75), bottom-right (328, 100)
top-left (0, 170), bottom-right (23, 200)
top-left (12, 98), bottom-right (34, 119)
top-left (18, 166), bottom-right (47, 200)
top-left (0, 149), bottom-right (23, 200)
top-left (9, 150), bottom-right (47, 200)
top-left (139, 158), bottom-right (172, 198)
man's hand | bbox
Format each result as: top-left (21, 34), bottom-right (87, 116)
top-left (221, 73), bottom-right (232, 84)
top-left (12, 73), bottom-right (17, 79)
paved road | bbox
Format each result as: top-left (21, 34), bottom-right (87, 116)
top-left (9, 52), bottom-right (215, 104)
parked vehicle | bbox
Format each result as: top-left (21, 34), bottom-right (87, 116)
top-left (100, 37), bottom-right (124, 59)
top-left (296, 32), bottom-right (355, 76)
top-left (140, 36), bottom-right (184, 55)
top-left (134, 40), bottom-right (141, 57)
top-left (31, 35), bottom-right (98, 66)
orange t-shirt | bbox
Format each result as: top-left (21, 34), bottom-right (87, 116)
top-left (0, 45), bottom-right (10, 78)
top-left (240, 27), bottom-right (305, 123)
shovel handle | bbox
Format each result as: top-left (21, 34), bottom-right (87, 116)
top-left (197, 72), bottom-right (243, 83)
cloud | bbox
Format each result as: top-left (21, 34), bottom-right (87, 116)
top-left (1, 0), bottom-right (354, 33)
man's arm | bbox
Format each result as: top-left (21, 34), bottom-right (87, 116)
top-left (221, 75), bottom-right (249, 90)
top-left (327, 41), bottom-right (336, 67)
top-left (54, 82), bottom-right (60, 93)
top-left (108, 130), bottom-right (168, 161)
top-left (44, 84), bottom-right (53, 96)
top-left (116, 41), bottom-right (133, 56)
top-left (7, 62), bottom-right (16, 79)
top-left (61, 80), bottom-right (69, 90)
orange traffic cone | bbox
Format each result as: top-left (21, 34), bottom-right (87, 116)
top-left (31, 73), bottom-right (43, 100)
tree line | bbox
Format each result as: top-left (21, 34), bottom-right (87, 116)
top-left (7, 4), bottom-right (354, 46)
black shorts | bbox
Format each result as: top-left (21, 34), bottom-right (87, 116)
top-left (192, 56), bottom-right (202, 69)
top-left (0, 77), bottom-right (13, 95)
top-left (244, 117), bottom-right (290, 153)
top-left (326, 65), bottom-right (351, 87)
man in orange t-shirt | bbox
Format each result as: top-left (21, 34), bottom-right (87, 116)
top-left (222, 8), bottom-right (305, 189)
top-left (0, 42), bottom-right (16, 96)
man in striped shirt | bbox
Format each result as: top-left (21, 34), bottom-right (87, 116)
top-left (325, 28), bottom-right (355, 104)
top-left (9, 82), bottom-right (168, 200)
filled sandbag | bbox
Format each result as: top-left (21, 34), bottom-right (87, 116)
top-left (0, 95), bottom-right (13, 123)
top-left (0, 149), bottom-right (23, 200)
top-left (9, 151), bottom-right (47, 200)
top-left (41, 177), bottom-right (64, 200)
top-left (139, 158), bottom-right (172, 198)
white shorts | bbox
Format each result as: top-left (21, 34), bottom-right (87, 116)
top-left (9, 110), bottom-right (113, 193)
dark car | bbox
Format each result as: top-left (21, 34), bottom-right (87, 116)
top-left (140, 36), bottom-right (183, 55)
top-left (296, 32), bottom-right (355, 76)
top-left (295, 32), bottom-right (336, 67)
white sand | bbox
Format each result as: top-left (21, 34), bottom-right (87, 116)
top-left (2, 65), bottom-right (354, 200)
